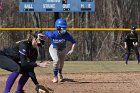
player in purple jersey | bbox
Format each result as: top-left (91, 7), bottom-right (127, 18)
top-left (0, 32), bottom-right (49, 93)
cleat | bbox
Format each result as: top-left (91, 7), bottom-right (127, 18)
top-left (58, 74), bottom-right (63, 82)
top-left (52, 77), bottom-right (58, 83)
top-left (15, 90), bottom-right (25, 93)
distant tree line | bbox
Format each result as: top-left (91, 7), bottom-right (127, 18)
top-left (0, 0), bottom-right (140, 61)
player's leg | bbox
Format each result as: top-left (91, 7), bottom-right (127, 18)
top-left (0, 55), bottom-right (20, 93)
top-left (58, 49), bottom-right (67, 81)
top-left (125, 47), bottom-right (131, 64)
top-left (49, 45), bottom-right (59, 83)
top-left (15, 74), bottom-right (29, 93)
top-left (16, 67), bottom-right (39, 93)
top-left (5, 72), bottom-right (19, 93)
top-left (133, 47), bottom-right (140, 64)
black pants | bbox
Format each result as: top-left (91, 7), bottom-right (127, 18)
top-left (0, 55), bottom-right (20, 72)
top-left (0, 54), bottom-right (39, 85)
top-left (125, 46), bottom-right (140, 64)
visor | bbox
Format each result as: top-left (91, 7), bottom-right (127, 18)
top-left (33, 32), bottom-right (45, 47)
top-left (37, 33), bottom-right (45, 40)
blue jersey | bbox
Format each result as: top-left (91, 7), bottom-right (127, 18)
top-left (43, 30), bottom-right (76, 49)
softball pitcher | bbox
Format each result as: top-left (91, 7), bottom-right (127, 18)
top-left (124, 26), bottom-right (140, 64)
top-left (0, 32), bottom-right (52, 93)
top-left (43, 18), bottom-right (76, 83)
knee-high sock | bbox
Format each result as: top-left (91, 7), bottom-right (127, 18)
top-left (16, 75), bottom-right (29, 92)
top-left (58, 68), bottom-right (62, 75)
top-left (4, 72), bottom-right (19, 93)
top-left (125, 52), bottom-right (130, 64)
top-left (134, 48), bottom-right (140, 63)
top-left (53, 69), bottom-right (58, 77)
top-left (135, 52), bottom-right (140, 63)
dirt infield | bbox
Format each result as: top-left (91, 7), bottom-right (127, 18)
top-left (1, 72), bottom-right (140, 93)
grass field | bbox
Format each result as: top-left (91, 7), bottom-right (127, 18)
top-left (1, 61), bottom-right (140, 75)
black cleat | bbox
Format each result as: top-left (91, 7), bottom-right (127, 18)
top-left (15, 90), bottom-right (25, 93)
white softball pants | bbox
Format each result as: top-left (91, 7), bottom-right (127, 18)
top-left (49, 44), bottom-right (67, 70)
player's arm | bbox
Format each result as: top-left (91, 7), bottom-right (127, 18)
top-left (124, 34), bottom-right (128, 49)
top-left (29, 49), bottom-right (38, 62)
top-left (135, 33), bottom-right (138, 44)
top-left (124, 42), bottom-right (127, 49)
top-left (42, 31), bottom-right (53, 38)
top-left (133, 33), bottom-right (138, 46)
top-left (71, 43), bottom-right (76, 51)
top-left (19, 43), bottom-right (48, 68)
top-left (19, 43), bottom-right (38, 68)
top-left (67, 33), bottom-right (76, 55)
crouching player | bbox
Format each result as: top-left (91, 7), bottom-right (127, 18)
top-left (0, 32), bottom-right (53, 93)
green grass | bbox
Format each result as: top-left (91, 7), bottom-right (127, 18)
top-left (1, 61), bottom-right (140, 75)
top-left (62, 61), bottom-right (140, 73)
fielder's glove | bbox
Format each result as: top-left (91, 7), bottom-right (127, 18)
top-left (36, 85), bottom-right (54, 93)
top-left (133, 42), bottom-right (138, 47)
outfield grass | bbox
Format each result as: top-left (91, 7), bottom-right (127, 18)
top-left (1, 61), bottom-right (140, 75)
top-left (62, 61), bottom-right (140, 73)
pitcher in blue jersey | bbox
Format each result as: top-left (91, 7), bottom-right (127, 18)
top-left (43, 18), bottom-right (76, 83)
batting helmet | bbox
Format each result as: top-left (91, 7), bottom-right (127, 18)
top-left (55, 18), bottom-right (67, 28)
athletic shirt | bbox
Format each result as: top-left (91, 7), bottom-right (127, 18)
top-left (124, 32), bottom-right (138, 47)
top-left (43, 30), bottom-right (76, 50)
top-left (1, 40), bottom-right (38, 67)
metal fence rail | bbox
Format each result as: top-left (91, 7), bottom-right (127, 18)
top-left (0, 28), bottom-right (140, 31)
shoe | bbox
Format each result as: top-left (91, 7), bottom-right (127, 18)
top-left (52, 77), bottom-right (58, 83)
top-left (58, 74), bottom-right (63, 82)
top-left (15, 90), bottom-right (25, 93)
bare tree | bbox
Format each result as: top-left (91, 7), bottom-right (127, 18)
top-left (0, 0), bottom-right (140, 61)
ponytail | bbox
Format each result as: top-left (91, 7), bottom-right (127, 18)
top-left (16, 31), bottom-right (36, 44)
top-left (27, 34), bottom-right (34, 41)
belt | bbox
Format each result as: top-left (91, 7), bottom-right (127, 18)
top-left (57, 48), bottom-right (64, 51)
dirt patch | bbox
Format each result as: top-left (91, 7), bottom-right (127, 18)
top-left (1, 72), bottom-right (140, 93)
